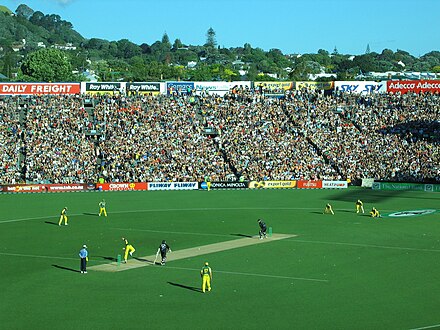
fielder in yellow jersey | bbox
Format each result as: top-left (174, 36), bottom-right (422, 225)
top-left (200, 262), bottom-right (212, 293)
top-left (58, 207), bottom-right (68, 226)
top-left (122, 237), bottom-right (135, 263)
top-left (356, 200), bottom-right (365, 214)
top-left (370, 207), bottom-right (381, 218)
top-left (99, 199), bottom-right (107, 217)
top-left (323, 203), bottom-right (334, 215)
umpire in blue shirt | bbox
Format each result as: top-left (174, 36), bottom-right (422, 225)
top-left (79, 245), bottom-right (88, 274)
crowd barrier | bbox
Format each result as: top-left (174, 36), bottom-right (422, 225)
top-left (1, 80), bottom-right (440, 96)
top-left (5, 181), bottom-right (440, 193)
top-left (0, 180), bottom-right (350, 193)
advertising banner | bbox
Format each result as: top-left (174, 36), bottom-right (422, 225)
top-left (194, 81), bottom-right (251, 96)
top-left (200, 181), bottom-right (248, 190)
top-left (248, 181), bottom-right (296, 189)
top-left (254, 81), bottom-right (294, 91)
top-left (361, 178), bottom-right (375, 188)
top-left (148, 182), bottom-right (198, 191)
top-left (334, 81), bottom-right (387, 94)
top-left (2, 184), bottom-right (45, 193)
top-left (96, 182), bottom-right (147, 191)
top-left (85, 82), bottom-right (122, 94)
top-left (297, 180), bottom-right (323, 189)
top-left (166, 82), bottom-right (195, 95)
top-left (0, 83), bottom-right (80, 95)
top-left (387, 80), bottom-right (440, 94)
top-left (1, 183), bottom-right (90, 193)
top-left (322, 181), bottom-right (348, 189)
top-left (126, 82), bottom-right (162, 95)
top-left (46, 184), bottom-right (90, 192)
top-left (372, 182), bottom-right (439, 192)
top-left (296, 81), bottom-right (334, 91)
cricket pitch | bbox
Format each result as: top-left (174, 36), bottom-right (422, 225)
top-left (90, 233), bottom-right (296, 272)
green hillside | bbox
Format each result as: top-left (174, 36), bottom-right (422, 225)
top-left (0, 5), bottom-right (12, 14)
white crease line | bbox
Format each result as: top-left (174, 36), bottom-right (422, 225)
top-left (292, 239), bottom-right (440, 253)
top-left (409, 324), bottom-right (440, 330)
top-left (152, 265), bottom-right (329, 283)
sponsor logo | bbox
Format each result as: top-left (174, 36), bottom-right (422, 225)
top-left (425, 184), bottom-right (433, 192)
top-left (49, 185), bottom-right (84, 191)
top-left (297, 180), bottom-right (323, 189)
top-left (200, 182), bottom-right (208, 190)
top-left (172, 182), bottom-right (196, 189)
top-left (249, 181), bottom-right (265, 189)
top-left (98, 182), bottom-right (147, 191)
top-left (322, 181), bottom-right (348, 189)
top-left (210, 182), bottom-right (248, 189)
top-left (336, 83), bottom-right (384, 94)
top-left (150, 183), bottom-right (172, 189)
top-left (388, 209), bottom-right (437, 218)
top-left (109, 183), bottom-right (129, 190)
top-left (387, 80), bottom-right (440, 94)
top-left (127, 83), bottom-right (160, 92)
top-left (87, 83), bottom-right (120, 91)
top-left (148, 182), bottom-right (198, 190)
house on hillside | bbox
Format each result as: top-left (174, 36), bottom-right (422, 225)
top-left (52, 43), bottom-right (77, 51)
top-left (12, 39), bottom-right (26, 52)
top-left (82, 69), bottom-right (99, 82)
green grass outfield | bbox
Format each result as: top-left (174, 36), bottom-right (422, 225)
top-left (0, 187), bottom-right (440, 330)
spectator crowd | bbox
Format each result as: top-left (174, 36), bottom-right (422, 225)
top-left (0, 87), bottom-right (438, 184)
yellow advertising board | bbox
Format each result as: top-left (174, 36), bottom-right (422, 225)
top-left (296, 81), bottom-right (334, 90)
top-left (254, 81), bottom-right (294, 91)
top-left (249, 180), bottom-right (297, 189)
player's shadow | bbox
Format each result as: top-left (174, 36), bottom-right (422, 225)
top-left (45, 221), bottom-right (59, 226)
top-left (311, 211), bottom-right (324, 215)
top-left (52, 264), bottom-right (80, 273)
top-left (83, 212), bottom-right (99, 217)
top-left (230, 233), bottom-right (253, 238)
top-left (133, 257), bottom-right (155, 264)
top-left (100, 256), bottom-right (117, 262)
top-left (167, 282), bottom-right (202, 293)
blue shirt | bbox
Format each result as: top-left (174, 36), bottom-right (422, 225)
top-left (79, 248), bottom-right (88, 259)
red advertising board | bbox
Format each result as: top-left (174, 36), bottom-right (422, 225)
top-left (0, 83), bottom-right (80, 95)
top-left (1, 183), bottom-right (90, 193)
top-left (387, 80), bottom-right (440, 94)
top-left (297, 180), bottom-right (323, 189)
top-left (96, 182), bottom-right (148, 191)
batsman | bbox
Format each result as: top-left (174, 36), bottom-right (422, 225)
top-left (155, 240), bottom-right (171, 265)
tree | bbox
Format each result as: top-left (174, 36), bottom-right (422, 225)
top-left (2, 52), bottom-right (20, 79)
top-left (365, 44), bottom-right (371, 54)
top-left (16, 4), bottom-right (34, 19)
top-left (21, 48), bottom-right (72, 81)
top-left (161, 33), bottom-right (171, 50)
top-left (172, 38), bottom-right (183, 51)
top-left (205, 27), bottom-right (217, 48)
top-left (29, 11), bottom-right (44, 25)
top-left (116, 39), bottom-right (141, 59)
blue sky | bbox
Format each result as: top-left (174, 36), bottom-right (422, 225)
top-left (3, 0), bottom-right (439, 56)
